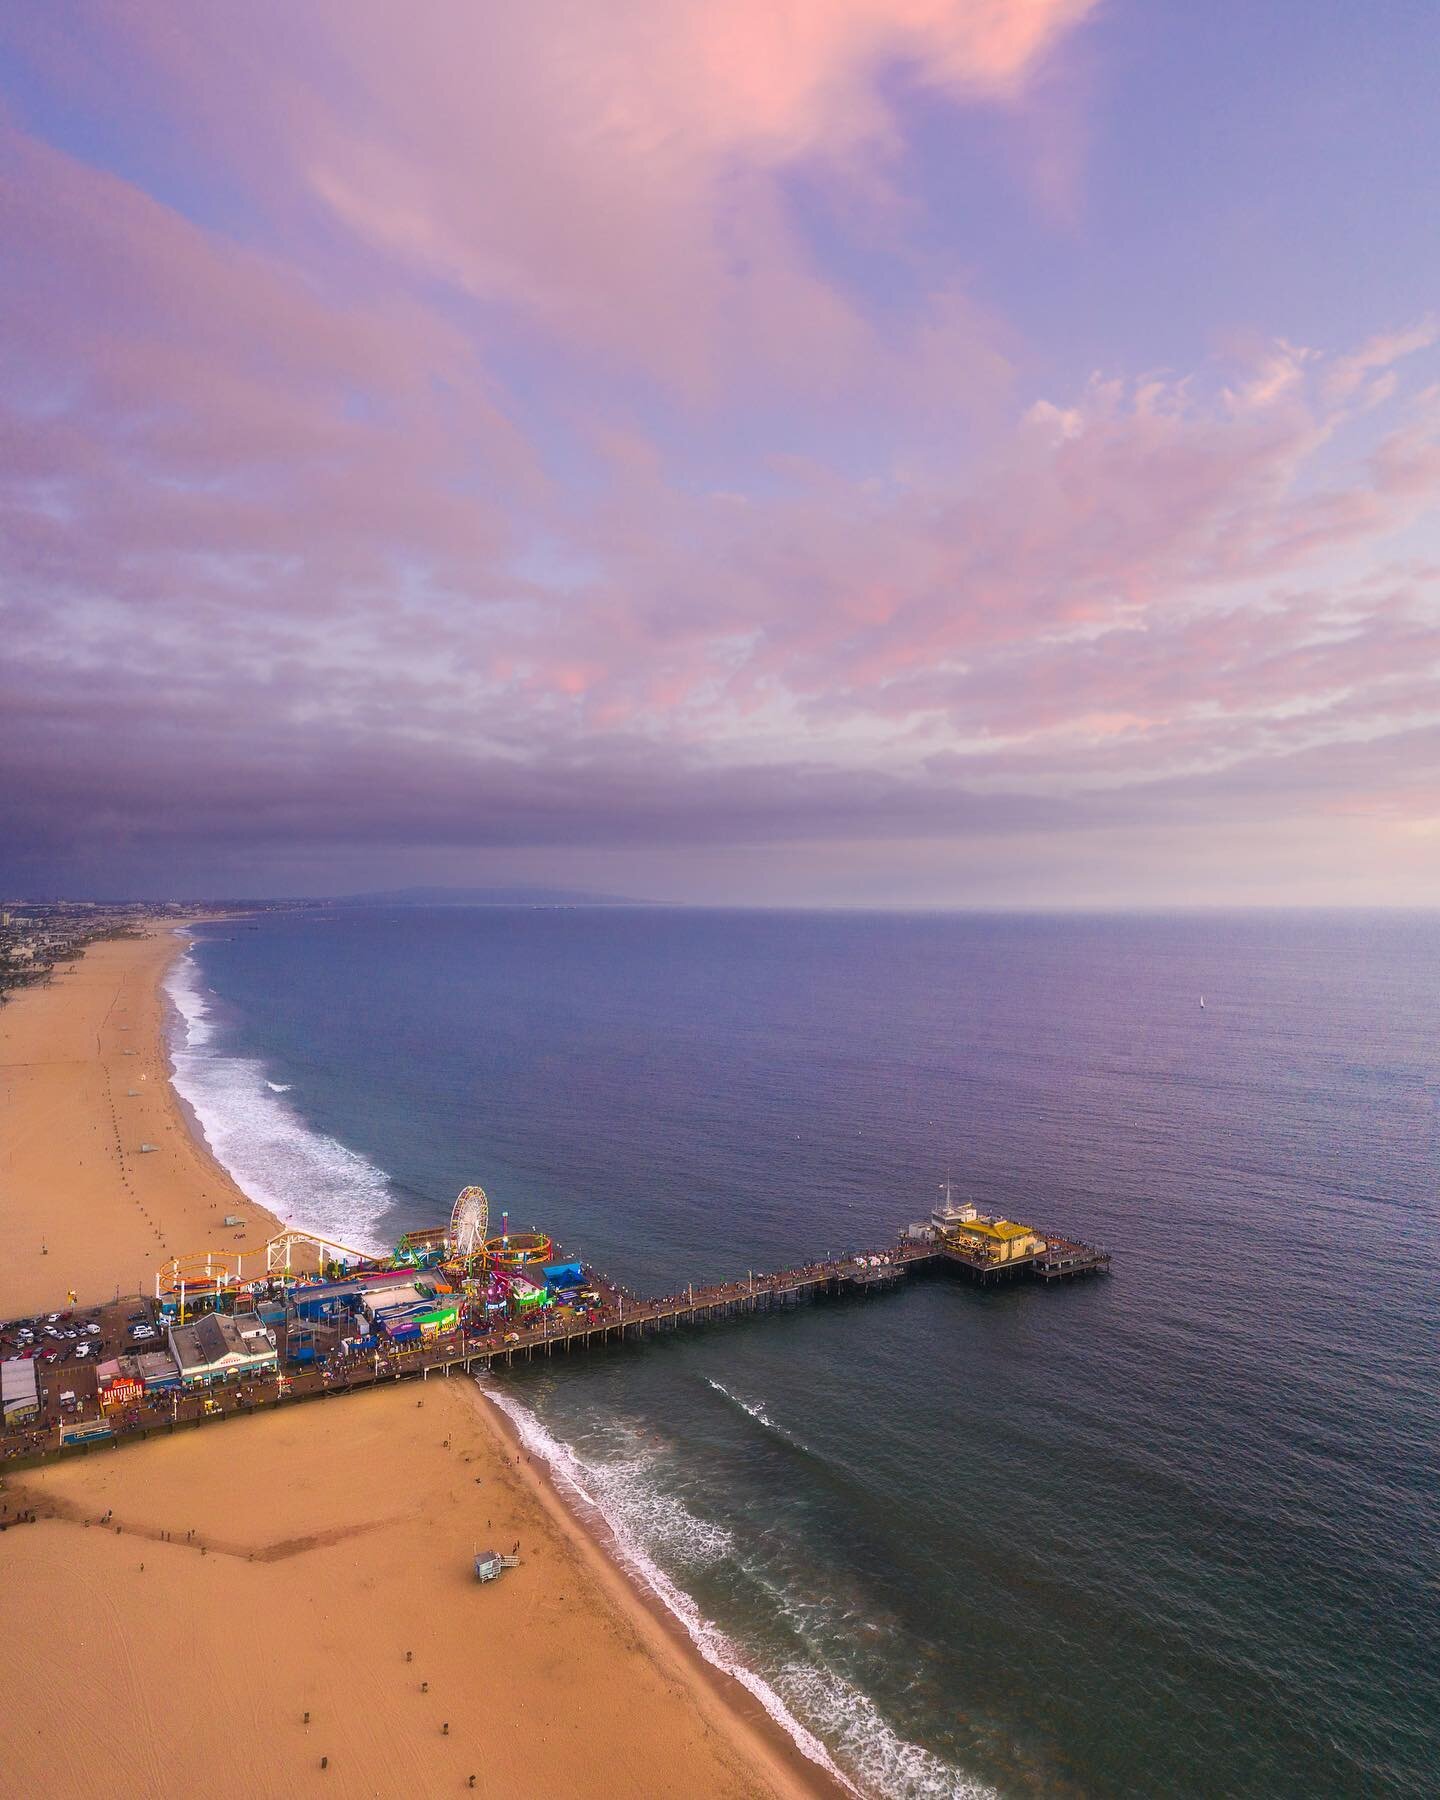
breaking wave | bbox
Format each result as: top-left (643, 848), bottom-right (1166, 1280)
top-left (776, 1662), bottom-right (996, 1800)
top-left (476, 1381), bottom-right (991, 1799)
top-left (163, 941), bottom-right (392, 1255)
top-left (704, 1376), bottom-right (819, 1456)
top-left (704, 1376), bottom-right (778, 1428)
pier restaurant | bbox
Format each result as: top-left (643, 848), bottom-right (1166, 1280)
top-left (169, 1313), bottom-right (278, 1388)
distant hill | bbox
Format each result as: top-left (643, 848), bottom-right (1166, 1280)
top-left (338, 885), bottom-right (644, 907)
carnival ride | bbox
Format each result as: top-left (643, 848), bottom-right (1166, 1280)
top-left (155, 1185), bottom-right (560, 1334)
top-left (155, 1249), bottom-right (249, 1321)
top-left (481, 1229), bottom-right (553, 1269)
top-left (394, 1227), bottom-right (450, 1267)
top-left (264, 1227), bottom-right (374, 1277)
top-left (449, 1185), bottom-right (490, 1259)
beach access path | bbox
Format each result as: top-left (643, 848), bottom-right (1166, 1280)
top-left (0, 928), bottom-right (832, 1800)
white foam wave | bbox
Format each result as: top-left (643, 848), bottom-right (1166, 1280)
top-left (163, 944), bottom-right (392, 1255)
top-left (265, 1080), bottom-right (292, 1093)
top-left (705, 1377), bottom-right (778, 1428)
top-left (477, 1379), bottom-right (862, 1794)
top-left (776, 1663), bottom-right (996, 1800)
top-left (704, 1376), bottom-right (818, 1454)
top-left (478, 1383), bottom-right (991, 1798)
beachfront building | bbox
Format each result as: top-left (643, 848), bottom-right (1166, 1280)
top-left (137, 1349), bottom-right (183, 1391)
top-left (97, 1364), bottom-right (145, 1409)
top-left (360, 1277), bottom-right (460, 1343)
top-left (97, 1349), bottom-right (182, 1403)
top-left (931, 1193), bottom-right (980, 1234)
top-left (947, 1217), bottom-right (1046, 1263)
top-left (168, 1311), bottom-right (278, 1388)
top-left (2, 1357), bottom-right (40, 1425)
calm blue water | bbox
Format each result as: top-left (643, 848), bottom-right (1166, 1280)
top-left (167, 907), bottom-right (1440, 1798)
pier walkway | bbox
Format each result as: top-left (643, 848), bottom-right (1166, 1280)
top-left (0, 1233), bottom-right (1108, 1470)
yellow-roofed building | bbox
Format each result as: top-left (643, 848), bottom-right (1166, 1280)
top-left (946, 1217), bottom-right (1046, 1263)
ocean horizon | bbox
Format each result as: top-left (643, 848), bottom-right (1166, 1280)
top-left (165, 904), bottom-right (1440, 1799)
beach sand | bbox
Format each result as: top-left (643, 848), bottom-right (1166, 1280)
top-left (0, 928), bottom-right (280, 1317)
top-left (0, 931), bottom-right (831, 1800)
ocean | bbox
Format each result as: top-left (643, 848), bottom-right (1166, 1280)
top-left (165, 906), bottom-right (1440, 1798)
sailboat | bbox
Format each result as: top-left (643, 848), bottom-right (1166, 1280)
top-left (1199, 995), bottom-right (1206, 1009)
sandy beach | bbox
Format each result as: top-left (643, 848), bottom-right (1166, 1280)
top-left (0, 931), bottom-right (831, 1800)
top-left (0, 928), bottom-right (281, 1318)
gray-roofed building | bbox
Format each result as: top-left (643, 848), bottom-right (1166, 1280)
top-left (2, 1357), bottom-right (40, 1423)
top-left (168, 1311), bottom-right (277, 1387)
top-left (137, 1349), bottom-right (182, 1390)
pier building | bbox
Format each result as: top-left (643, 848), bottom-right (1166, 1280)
top-left (2, 1357), bottom-right (40, 1425)
top-left (169, 1312), bottom-right (278, 1388)
top-left (945, 1217), bottom-right (1046, 1262)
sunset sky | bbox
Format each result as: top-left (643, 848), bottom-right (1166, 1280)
top-left (3, 2), bottom-right (1439, 904)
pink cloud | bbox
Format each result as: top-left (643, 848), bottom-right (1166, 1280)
top-left (1, 8), bottom-right (1439, 895)
top-left (5, 2), bottom-right (1091, 397)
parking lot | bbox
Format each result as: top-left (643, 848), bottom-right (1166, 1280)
top-left (0, 1294), bottom-right (163, 1438)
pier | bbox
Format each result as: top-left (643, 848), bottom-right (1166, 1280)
top-left (0, 1203), bottom-right (1109, 1469)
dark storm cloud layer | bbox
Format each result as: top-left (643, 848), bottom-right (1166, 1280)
top-left (2, 4), bottom-right (1440, 900)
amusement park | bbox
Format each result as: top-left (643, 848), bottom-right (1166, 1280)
top-left (152, 1186), bottom-right (593, 1354)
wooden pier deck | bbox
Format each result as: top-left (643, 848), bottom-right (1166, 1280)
top-left (0, 1232), bottom-right (1109, 1469)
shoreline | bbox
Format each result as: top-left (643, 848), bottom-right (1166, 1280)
top-left (472, 1381), bottom-right (853, 1800)
top-left (0, 925), bottom-right (836, 1800)
top-left (0, 925), bottom-right (283, 1317)
top-left (156, 922), bottom-right (287, 1245)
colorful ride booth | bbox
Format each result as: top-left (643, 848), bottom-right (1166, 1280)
top-left (542, 1261), bottom-right (586, 1306)
top-left (508, 1273), bottom-right (550, 1317)
top-left (468, 1227), bottom-right (556, 1323)
top-left (360, 1276), bottom-right (461, 1345)
top-left (466, 1272), bottom-right (513, 1324)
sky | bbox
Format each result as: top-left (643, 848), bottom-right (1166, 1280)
top-left (2, 1), bottom-right (1439, 906)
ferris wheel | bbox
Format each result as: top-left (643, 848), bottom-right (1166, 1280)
top-left (449, 1185), bottom-right (490, 1259)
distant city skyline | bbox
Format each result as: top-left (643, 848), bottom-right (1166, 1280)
top-left (2, 3), bottom-right (1438, 905)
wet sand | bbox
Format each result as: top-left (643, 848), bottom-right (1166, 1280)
top-left (0, 930), bottom-right (831, 1800)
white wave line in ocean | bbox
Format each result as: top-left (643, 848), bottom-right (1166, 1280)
top-left (162, 944), bottom-right (392, 1255)
top-left (705, 1376), bottom-right (778, 1429)
top-left (703, 1376), bottom-right (826, 1459)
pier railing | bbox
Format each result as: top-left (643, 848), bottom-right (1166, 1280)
top-left (0, 1235), bottom-right (1107, 1471)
